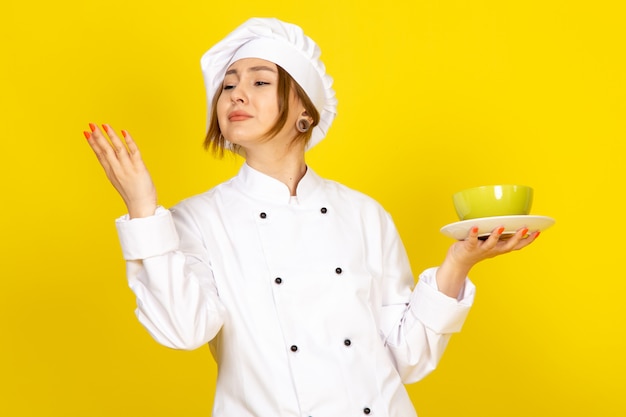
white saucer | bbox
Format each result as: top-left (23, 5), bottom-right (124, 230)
top-left (440, 215), bottom-right (555, 240)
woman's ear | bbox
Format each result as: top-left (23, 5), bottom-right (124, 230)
top-left (296, 110), bottom-right (313, 133)
top-left (301, 110), bottom-right (313, 123)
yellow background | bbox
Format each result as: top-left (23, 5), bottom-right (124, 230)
top-left (1, 0), bottom-right (624, 415)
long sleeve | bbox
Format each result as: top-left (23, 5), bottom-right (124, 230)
top-left (115, 206), bottom-right (226, 350)
top-left (376, 213), bottom-right (475, 384)
top-left (385, 268), bottom-right (474, 383)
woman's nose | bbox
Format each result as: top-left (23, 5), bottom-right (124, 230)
top-left (230, 85), bottom-right (247, 104)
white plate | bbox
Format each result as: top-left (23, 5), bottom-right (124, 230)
top-left (440, 215), bottom-right (555, 240)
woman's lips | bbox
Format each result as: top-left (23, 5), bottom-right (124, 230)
top-left (228, 111), bottom-right (252, 121)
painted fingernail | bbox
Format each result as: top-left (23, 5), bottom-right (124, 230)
top-left (89, 123), bottom-right (96, 132)
top-left (102, 124), bottom-right (109, 133)
top-left (83, 131), bottom-right (91, 140)
top-left (521, 228), bottom-right (529, 236)
top-left (496, 226), bottom-right (505, 234)
top-left (121, 130), bottom-right (128, 138)
top-left (471, 226), bottom-right (479, 234)
top-left (535, 231), bottom-right (541, 239)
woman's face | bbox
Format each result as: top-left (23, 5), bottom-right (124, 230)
top-left (217, 58), bottom-right (301, 150)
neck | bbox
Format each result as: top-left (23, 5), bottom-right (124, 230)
top-left (244, 141), bottom-right (307, 196)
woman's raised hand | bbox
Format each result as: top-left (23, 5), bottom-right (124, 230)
top-left (448, 226), bottom-right (540, 271)
top-left (436, 226), bottom-right (540, 298)
top-left (84, 124), bottom-right (157, 218)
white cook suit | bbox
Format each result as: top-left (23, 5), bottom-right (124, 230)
top-left (115, 163), bottom-right (475, 417)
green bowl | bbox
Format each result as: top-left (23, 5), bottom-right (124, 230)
top-left (453, 185), bottom-right (533, 220)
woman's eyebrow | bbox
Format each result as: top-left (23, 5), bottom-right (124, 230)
top-left (248, 65), bottom-right (277, 73)
top-left (225, 65), bottom-right (277, 76)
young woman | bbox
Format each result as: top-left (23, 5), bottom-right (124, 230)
top-left (85, 17), bottom-right (539, 417)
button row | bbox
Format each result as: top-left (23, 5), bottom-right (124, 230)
top-left (273, 268), bottom-right (343, 285)
top-left (258, 207), bottom-right (329, 219)
top-left (289, 339), bottom-right (353, 352)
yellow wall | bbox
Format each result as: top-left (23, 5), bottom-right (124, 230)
top-left (1, 0), bottom-right (624, 415)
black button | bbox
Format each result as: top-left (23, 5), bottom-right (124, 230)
top-left (344, 339), bottom-right (351, 346)
top-left (363, 408), bottom-right (371, 414)
top-left (274, 277), bottom-right (282, 284)
top-left (335, 267), bottom-right (342, 274)
top-left (320, 207), bottom-right (327, 214)
top-left (259, 212), bottom-right (267, 219)
top-left (290, 345), bottom-right (298, 352)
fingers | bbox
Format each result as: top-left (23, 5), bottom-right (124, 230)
top-left (83, 123), bottom-right (156, 213)
top-left (473, 225), bottom-right (534, 252)
top-left (495, 227), bottom-right (541, 253)
top-left (84, 123), bottom-right (135, 164)
top-left (102, 124), bottom-right (131, 160)
top-left (463, 225), bottom-right (480, 248)
top-left (510, 228), bottom-right (541, 250)
top-left (465, 225), bottom-right (479, 240)
top-left (120, 129), bottom-right (142, 160)
top-left (477, 226), bottom-right (506, 249)
top-left (451, 225), bottom-right (541, 271)
top-left (84, 123), bottom-right (146, 191)
top-left (85, 123), bottom-right (118, 170)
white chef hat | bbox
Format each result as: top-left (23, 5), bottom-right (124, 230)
top-left (200, 17), bottom-right (337, 150)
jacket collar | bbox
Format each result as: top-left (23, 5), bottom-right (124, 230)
top-left (234, 162), bottom-right (322, 204)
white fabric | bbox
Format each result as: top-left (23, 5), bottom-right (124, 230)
top-left (200, 17), bottom-right (337, 150)
top-left (115, 164), bottom-right (475, 417)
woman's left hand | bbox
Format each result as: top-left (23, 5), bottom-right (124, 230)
top-left (450, 226), bottom-right (539, 269)
top-left (436, 226), bottom-right (540, 298)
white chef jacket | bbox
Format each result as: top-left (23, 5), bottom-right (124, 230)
top-left (115, 163), bottom-right (475, 417)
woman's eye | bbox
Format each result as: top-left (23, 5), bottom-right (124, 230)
top-left (223, 84), bottom-right (235, 90)
top-left (255, 81), bottom-right (270, 86)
